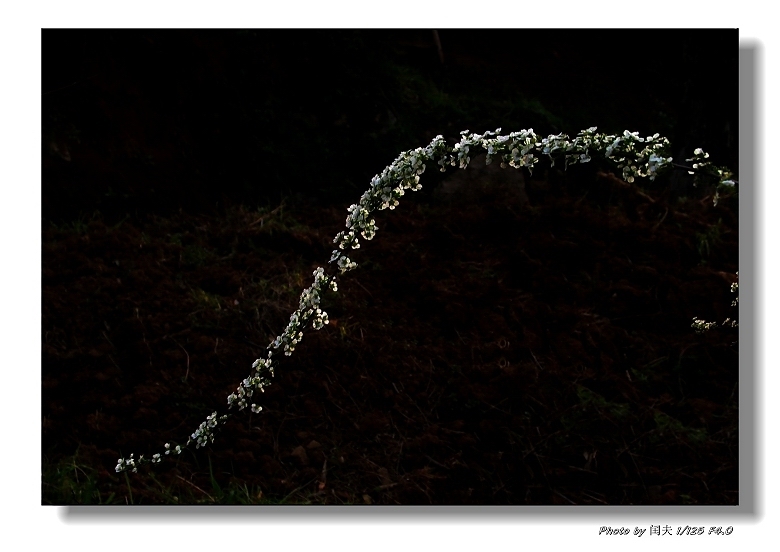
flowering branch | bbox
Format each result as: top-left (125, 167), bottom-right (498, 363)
top-left (116, 127), bottom-right (735, 473)
top-left (692, 272), bottom-right (739, 334)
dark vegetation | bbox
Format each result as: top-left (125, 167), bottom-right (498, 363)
top-left (42, 29), bottom-right (739, 504)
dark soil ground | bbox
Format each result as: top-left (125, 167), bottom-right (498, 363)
top-left (42, 157), bottom-right (738, 505)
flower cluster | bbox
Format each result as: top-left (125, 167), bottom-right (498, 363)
top-left (115, 454), bottom-right (140, 473)
top-left (691, 318), bottom-right (718, 333)
top-left (327, 127), bottom-right (688, 280)
top-left (687, 147), bottom-right (711, 174)
top-left (329, 138), bottom-right (439, 274)
top-left (685, 147), bottom-right (738, 205)
top-left (188, 412), bottom-right (228, 449)
top-left (116, 127), bottom-right (733, 474)
top-left (164, 442), bottom-right (183, 455)
top-left (482, 128), bottom-right (539, 171)
top-left (590, 129), bottom-right (673, 183)
top-left (692, 272), bottom-right (739, 334)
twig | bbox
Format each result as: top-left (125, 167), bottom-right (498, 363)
top-left (432, 30), bottom-right (445, 64)
top-left (248, 203), bottom-right (285, 228)
top-left (319, 459), bottom-right (328, 490)
top-left (596, 170), bottom-right (656, 203)
top-left (652, 207), bottom-right (668, 231)
top-left (376, 482), bottom-right (399, 491)
top-left (353, 278), bottom-right (374, 298)
top-left (175, 475), bottom-right (214, 502)
top-left (582, 491), bottom-right (608, 505)
top-left (169, 337), bottom-right (190, 382)
top-left (530, 349), bottom-right (544, 371)
top-left (554, 489), bottom-right (576, 504)
top-left (425, 455), bottom-right (450, 471)
top-left (281, 476), bottom-right (322, 504)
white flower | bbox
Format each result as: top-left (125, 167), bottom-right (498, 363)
top-left (692, 318), bottom-right (716, 333)
top-left (120, 126), bottom-right (733, 475)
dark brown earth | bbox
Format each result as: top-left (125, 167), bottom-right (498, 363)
top-left (42, 156), bottom-right (738, 505)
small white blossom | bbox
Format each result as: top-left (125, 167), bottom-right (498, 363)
top-left (119, 126), bottom-right (732, 475)
top-left (692, 318), bottom-right (717, 333)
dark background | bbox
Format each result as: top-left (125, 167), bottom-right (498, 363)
top-left (42, 29), bottom-right (740, 505)
top-left (42, 29), bottom-right (738, 223)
